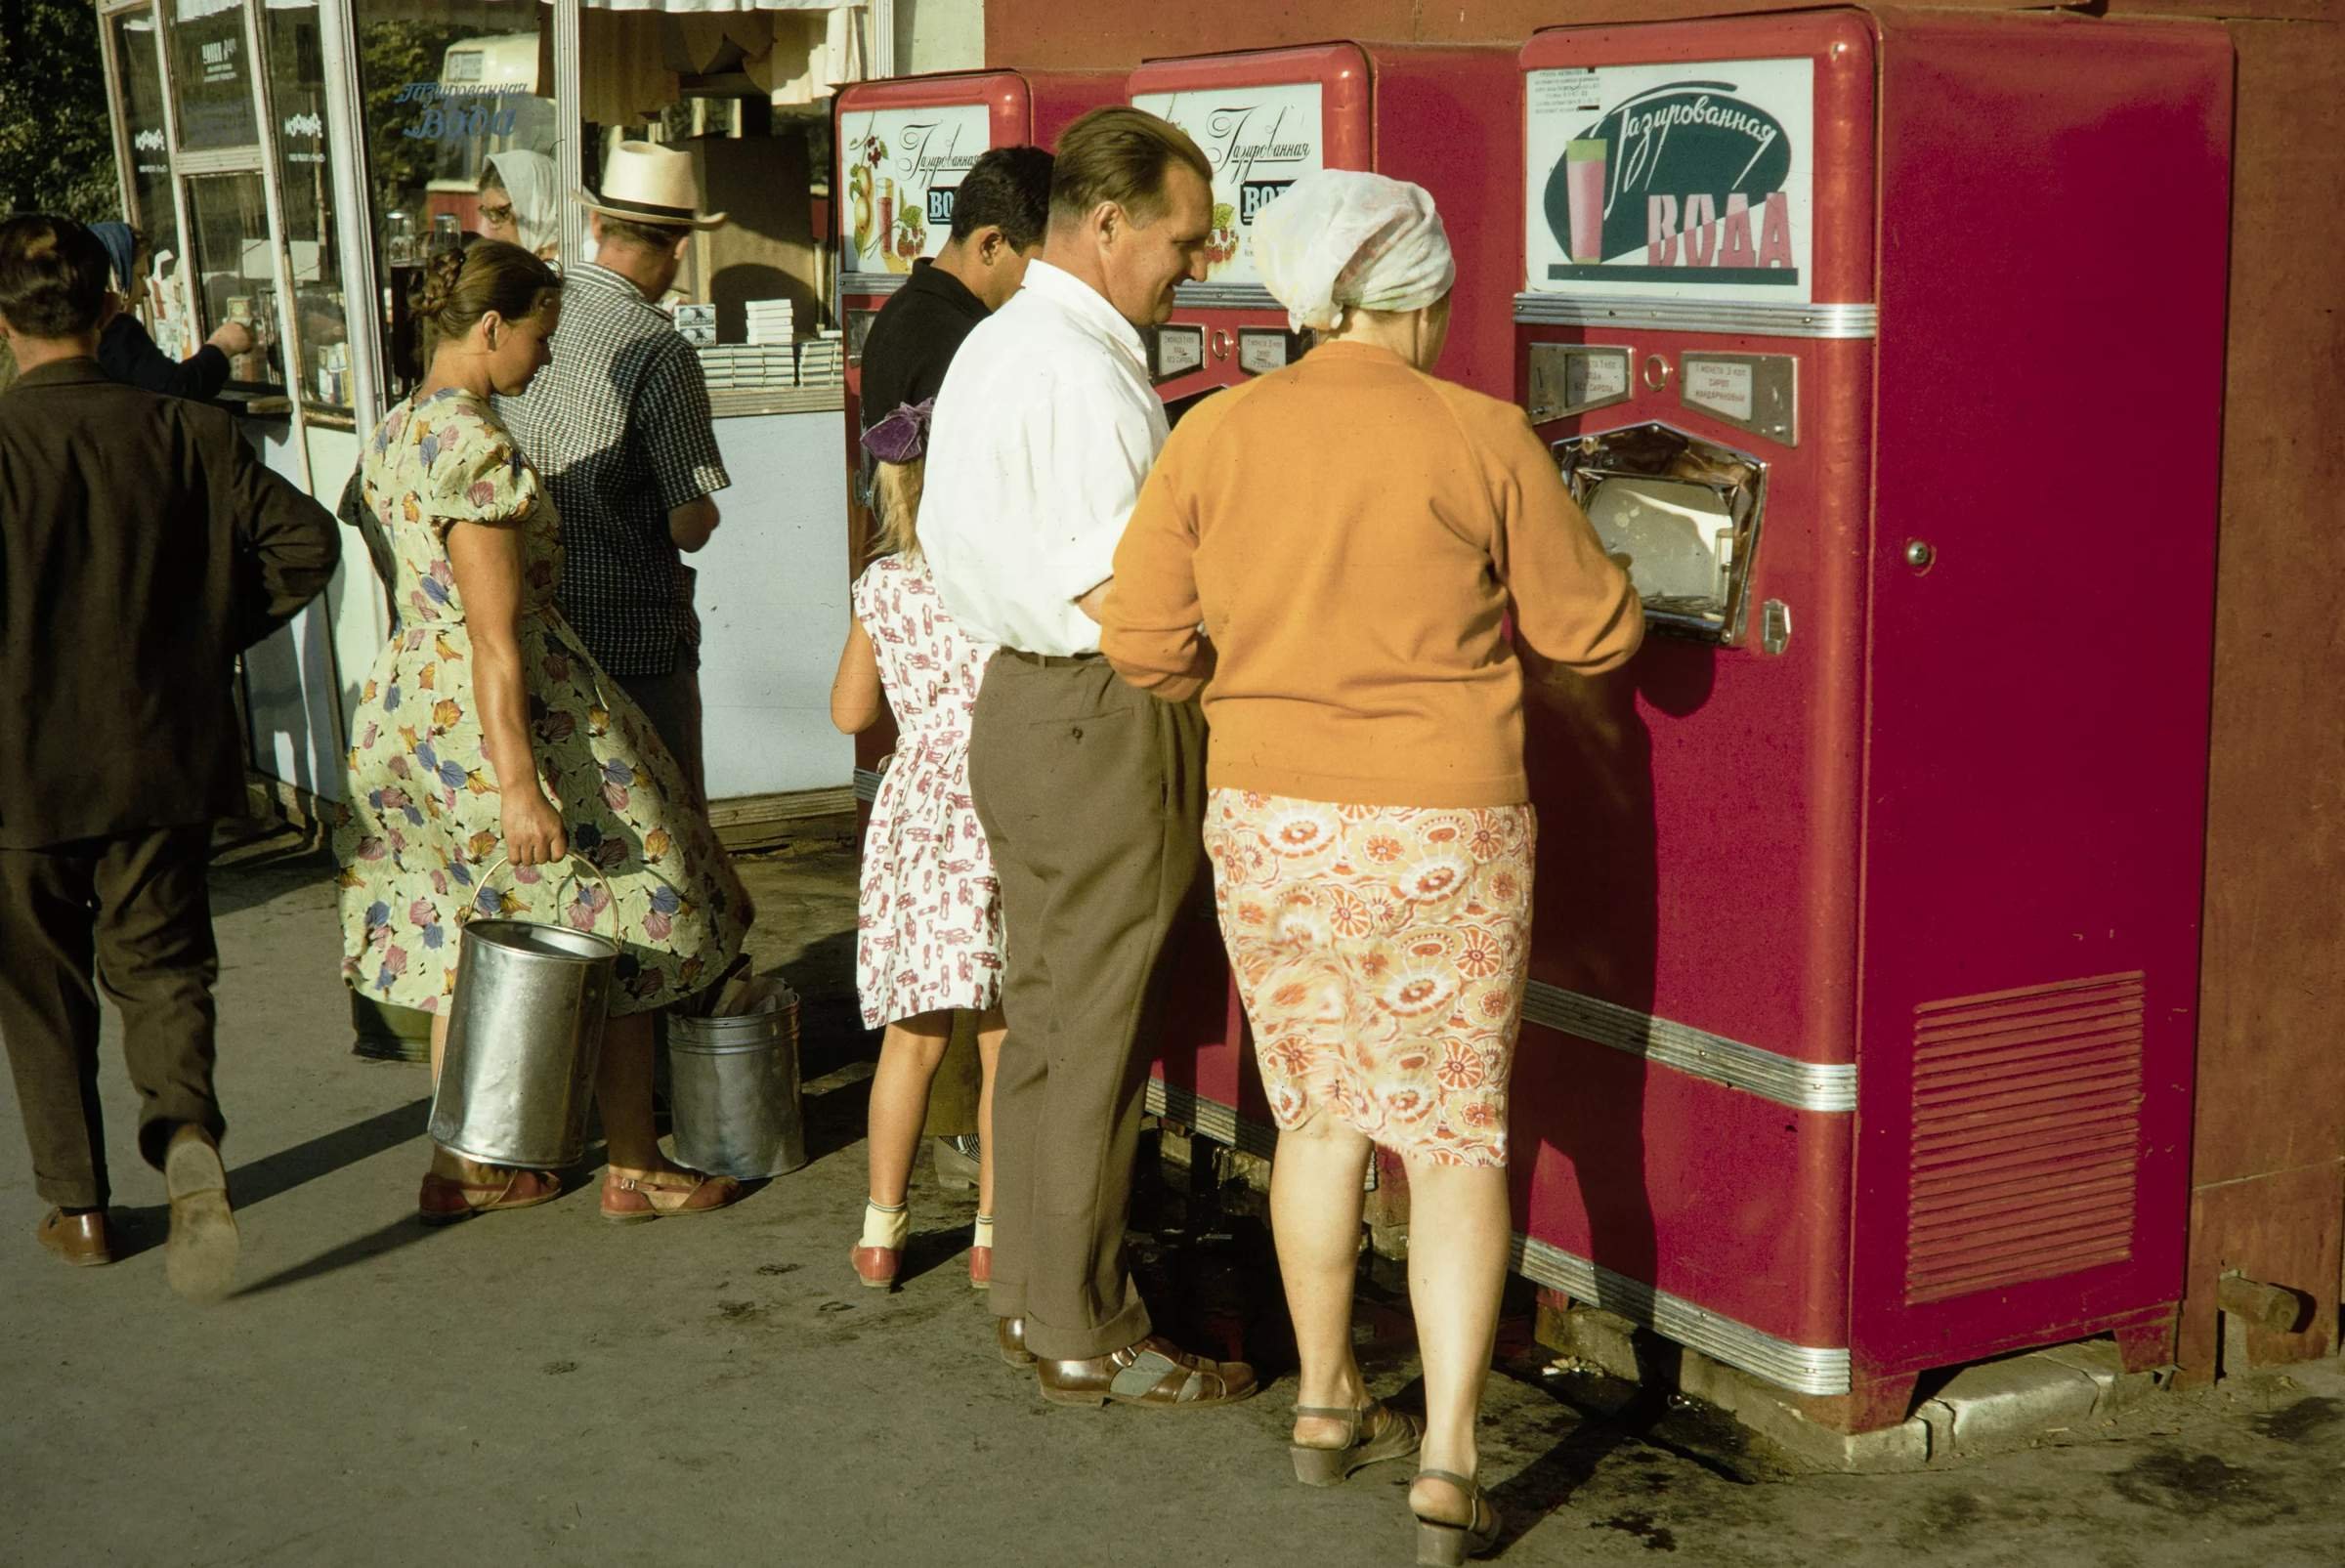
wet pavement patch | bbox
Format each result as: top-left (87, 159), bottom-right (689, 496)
top-left (2251, 1395), bottom-right (2345, 1445)
top-left (1590, 1509), bottom-right (1679, 1551)
top-left (2108, 1447), bottom-right (2291, 1520)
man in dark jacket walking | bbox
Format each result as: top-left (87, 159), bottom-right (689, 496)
top-left (0, 215), bottom-right (339, 1299)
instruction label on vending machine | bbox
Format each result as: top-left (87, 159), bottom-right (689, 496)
top-left (840, 104), bottom-right (993, 275)
top-left (1131, 83), bottom-right (1324, 286)
top-left (1525, 59), bottom-right (1813, 303)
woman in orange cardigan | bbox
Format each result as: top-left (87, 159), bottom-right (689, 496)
top-left (1101, 171), bottom-right (1642, 1565)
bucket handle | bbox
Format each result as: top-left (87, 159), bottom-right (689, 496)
top-left (463, 851), bottom-right (617, 937)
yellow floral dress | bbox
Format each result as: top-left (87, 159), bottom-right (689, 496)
top-left (334, 387), bottom-right (749, 1016)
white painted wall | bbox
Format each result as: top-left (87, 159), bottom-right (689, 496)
top-left (697, 408), bottom-right (854, 798)
top-left (242, 420), bottom-right (359, 805)
top-left (896, 0), bottom-right (986, 74)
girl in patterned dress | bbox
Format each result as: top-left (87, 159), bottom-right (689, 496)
top-left (335, 242), bottom-right (752, 1225)
top-left (831, 417), bottom-right (1005, 1290)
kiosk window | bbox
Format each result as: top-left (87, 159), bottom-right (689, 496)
top-left (166, 0), bottom-right (259, 151)
top-left (184, 172), bottom-right (284, 391)
top-left (111, 9), bottom-right (179, 251)
top-left (353, 0), bottom-right (553, 398)
top-left (263, 0), bottom-right (351, 415)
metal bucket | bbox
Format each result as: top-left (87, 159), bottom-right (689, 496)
top-left (669, 989), bottom-right (805, 1178)
top-left (428, 858), bottom-right (618, 1168)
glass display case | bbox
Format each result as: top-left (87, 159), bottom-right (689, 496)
top-left (165, 0), bottom-right (259, 150)
top-left (263, 0), bottom-right (352, 417)
top-left (183, 171), bottom-right (283, 389)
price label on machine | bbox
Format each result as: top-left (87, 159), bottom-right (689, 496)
top-left (1679, 352), bottom-right (1798, 445)
top-left (1526, 344), bottom-right (1633, 423)
top-left (1684, 357), bottom-right (1756, 421)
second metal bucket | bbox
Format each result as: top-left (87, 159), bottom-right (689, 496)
top-left (428, 859), bottom-right (618, 1169)
top-left (669, 990), bottom-right (805, 1178)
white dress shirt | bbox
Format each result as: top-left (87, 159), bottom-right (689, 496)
top-left (919, 260), bottom-right (1170, 657)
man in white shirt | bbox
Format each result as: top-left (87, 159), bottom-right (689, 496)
top-left (921, 107), bottom-right (1257, 1410)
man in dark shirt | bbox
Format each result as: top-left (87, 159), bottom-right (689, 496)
top-left (0, 216), bottom-right (339, 1296)
top-left (858, 146), bottom-right (1055, 475)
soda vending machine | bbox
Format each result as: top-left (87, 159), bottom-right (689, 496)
top-left (1125, 41), bottom-right (1519, 1150)
top-left (834, 68), bottom-right (1120, 810)
top-left (1511, 8), bottom-right (2231, 1425)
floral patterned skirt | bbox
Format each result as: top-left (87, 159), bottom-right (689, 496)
top-left (1201, 789), bottom-right (1535, 1167)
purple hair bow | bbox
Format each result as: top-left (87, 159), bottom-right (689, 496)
top-left (865, 398), bottom-right (935, 464)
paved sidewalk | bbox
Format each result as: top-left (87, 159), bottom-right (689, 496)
top-left (3, 825), bottom-right (2343, 1568)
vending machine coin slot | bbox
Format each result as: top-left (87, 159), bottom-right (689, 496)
top-left (1680, 352), bottom-right (1798, 446)
top-left (1556, 422), bottom-right (1768, 646)
top-left (1238, 328), bottom-right (1310, 375)
top-left (1526, 343), bottom-right (1633, 423)
top-left (1147, 324), bottom-right (1207, 383)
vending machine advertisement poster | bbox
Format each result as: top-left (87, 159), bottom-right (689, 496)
top-left (1130, 83), bottom-right (1324, 285)
top-left (839, 104), bottom-right (993, 274)
top-left (1525, 59), bottom-right (1813, 303)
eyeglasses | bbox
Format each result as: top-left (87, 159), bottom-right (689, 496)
top-left (480, 201), bottom-right (515, 227)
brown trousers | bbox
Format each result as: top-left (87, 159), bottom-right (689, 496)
top-left (0, 826), bottom-right (224, 1210)
top-left (968, 651), bottom-right (1204, 1361)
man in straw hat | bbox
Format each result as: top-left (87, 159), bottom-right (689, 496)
top-left (918, 106), bottom-right (1258, 1410)
top-left (502, 141), bottom-right (730, 803)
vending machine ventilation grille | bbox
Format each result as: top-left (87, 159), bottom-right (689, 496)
top-left (1903, 972), bottom-right (2147, 1305)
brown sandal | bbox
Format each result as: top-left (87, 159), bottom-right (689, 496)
top-left (600, 1166), bottom-right (742, 1223)
top-left (1290, 1401), bottom-right (1423, 1485)
top-left (417, 1166), bottom-right (561, 1225)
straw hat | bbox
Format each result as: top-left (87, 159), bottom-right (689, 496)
top-left (578, 142), bottom-right (727, 231)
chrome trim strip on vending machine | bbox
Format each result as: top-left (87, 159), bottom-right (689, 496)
top-left (1139, 1078), bottom-right (1854, 1395)
top-left (842, 272), bottom-right (912, 300)
top-left (1520, 981), bottom-right (1859, 1114)
top-left (1510, 1235), bottom-right (1854, 1395)
top-left (1514, 293), bottom-right (1880, 341)
top-left (1172, 281), bottom-right (1284, 311)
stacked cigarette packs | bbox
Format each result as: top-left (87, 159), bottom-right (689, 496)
top-left (745, 299), bottom-right (795, 347)
top-left (696, 342), bottom-right (797, 390)
top-left (796, 330), bottom-right (844, 388)
top-left (671, 302), bottom-right (717, 348)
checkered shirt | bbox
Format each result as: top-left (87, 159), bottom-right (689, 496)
top-left (499, 262), bottom-right (729, 677)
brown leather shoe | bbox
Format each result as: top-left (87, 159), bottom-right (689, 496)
top-left (36, 1208), bottom-right (112, 1268)
top-left (997, 1315), bottom-right (1036, 1368)
top-left (1037, 1334), bottom-right (1258, 1409)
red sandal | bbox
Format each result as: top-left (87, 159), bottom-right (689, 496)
top-left (417, 1166), bottom-right (562, 1225)
top-left (600, 1166), bottom-right (742, 1223)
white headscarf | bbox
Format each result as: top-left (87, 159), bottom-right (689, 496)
top-left (1252, 169), bottom-right (1455, 333)
top-left (485, 150), bottom-right (561, 256)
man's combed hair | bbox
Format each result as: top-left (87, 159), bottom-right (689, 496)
top-left (1049, 107), bottom-right (1212, 229)
top-left (0, 215), bottom-right (112, 338)
top-left (950, 147), bottom-right (1054, 250)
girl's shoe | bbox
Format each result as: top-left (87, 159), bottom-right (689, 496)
top-left (1411, 1470), bottom-right (1501, 1567)
top-left (968, 1244), bottom-right (993, 1290)
top-left (1289, 1401), bottom-right (1422, 1486)
top-left (417, 1165), bottom-right (561, 1225)
top-left (853, 1244), bottom-right (901, 1288)
top-left (599, 1166), bottom-right (741, 1222)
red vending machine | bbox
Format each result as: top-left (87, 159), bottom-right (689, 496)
top-left (835, 69), bottom-right (1120, 808)
top-left (1511, 8), bottom-right (2231, 1425)
top-left (1125, 41), bottom-right (1518, 1149)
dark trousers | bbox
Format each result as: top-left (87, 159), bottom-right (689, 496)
top-left (615, 644), bottom-right (706, 809)
top-left (0, 826), bottom-right (224, 1210)
top-left (967, 651), bottom-right (1204, 1361)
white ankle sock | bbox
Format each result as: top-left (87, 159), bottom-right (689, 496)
top-left (973, 1212), bottom-right (994, 1250)
top-left (861, 1200), bottom-right (909, 1250)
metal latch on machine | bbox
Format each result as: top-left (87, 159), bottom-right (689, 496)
top-left (844, 307), bottom-right (880, 368)
top-left (1678, 352), bottom-right (1797, 445)
top-left (1525, 344), bottom-right (1633, 423)
top-left (1146, 323), bottom-right (1206, 383)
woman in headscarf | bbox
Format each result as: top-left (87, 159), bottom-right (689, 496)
top-left (88, 222), bottom-right (253, 401)
top-left (1100, 170), bottom-right (1642, 1564)
top-left (478, 150), bottom-right (561, 260)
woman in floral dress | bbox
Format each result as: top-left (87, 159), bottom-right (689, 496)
top-left (335, 241), bottom-right (751, 1224)
top-left (830, 416), bottom-right (1005, 1292)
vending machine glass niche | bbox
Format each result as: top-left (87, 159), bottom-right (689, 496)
top-left (1556, 422), bottom-right (1766, 644)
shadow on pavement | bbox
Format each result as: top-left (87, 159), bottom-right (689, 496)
top-left (228, 1096), bottom-right (434, 1209)
top-left (230, 1212), bottom-right (442, 1300)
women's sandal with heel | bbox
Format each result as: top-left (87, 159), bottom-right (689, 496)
top-left (1289, 1401), bottom-right (1423, 1486)
top-left (417, 1166), bottom-right (561, 1225)
top-left (600, 1167), bottom-right (741, 1222)
top-left (1412, 1470), bottom-right (1501, 1567)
